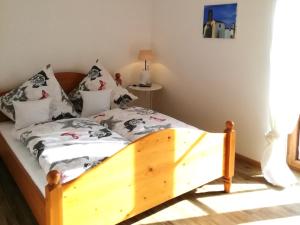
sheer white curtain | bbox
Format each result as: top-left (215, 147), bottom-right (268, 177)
top-left (262, 0), bottom-right (300, 187)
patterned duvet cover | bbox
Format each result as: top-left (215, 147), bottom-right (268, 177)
top-left (92, 107), bottom-right (197, 142)
top-left (15, 107), bottom-right (198, 183)
top-left (15, 118), bottom-right (129, 183)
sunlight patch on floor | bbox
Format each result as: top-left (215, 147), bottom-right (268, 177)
top-left (239, 216), bottom-right (300, 225)
top-left (198, 185), bottom-right (300, 213)
top-left (132, 200), bottom-right (208, 224)
top-left (196, 183), bottom-right (269, 194)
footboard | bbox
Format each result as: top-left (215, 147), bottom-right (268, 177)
top-left (45, 122), bottom-right (235, 225)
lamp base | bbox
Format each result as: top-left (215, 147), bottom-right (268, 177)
top-left (139, 70), bottom-right (151, 85)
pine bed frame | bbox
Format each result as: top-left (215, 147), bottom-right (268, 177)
top-left (0, 72), bottom-right (236, 225)
top-left (287, 115), bottom-right (300, 171)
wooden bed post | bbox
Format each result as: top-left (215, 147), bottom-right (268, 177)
top-left (287, 115), bottom-right (300, 171)
top-left (224, 121), bottom-right (236, 193)
top-left (45, 170), bottom-right (62, 225)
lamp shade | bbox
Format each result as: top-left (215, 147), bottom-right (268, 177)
top-left (138, 49), bottom-right (154, 61)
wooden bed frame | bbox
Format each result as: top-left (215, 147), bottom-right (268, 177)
top-left (287, 115), bottom-right (300, 171)
top-left (0, 72), bottom-right (236, 225)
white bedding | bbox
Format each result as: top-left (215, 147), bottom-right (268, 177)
top-left (92, 107), bottom-right (198, 142)
top-left (0, 122), bottom-right (47, 196)
top-left (0, 107), bottom-right (199, 198)
top-left (14, 118), bottom-right (129, 184)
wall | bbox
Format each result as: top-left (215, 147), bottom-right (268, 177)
top-left (0, 0), bottom-right (152, 90)
top-left (0, 0), bottom-right (276, 161)
top-left (151, 0), bottom-right (275, 161)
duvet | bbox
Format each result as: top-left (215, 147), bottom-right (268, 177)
top-left (92, 107), bottom-right (197, 142)
top-left (15, 118), bottom-right (129, 183)
top-left (14, 107), bottom-right (197, 184)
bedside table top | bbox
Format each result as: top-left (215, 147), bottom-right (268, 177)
top-left (128, 83), bottom-right (162, 92)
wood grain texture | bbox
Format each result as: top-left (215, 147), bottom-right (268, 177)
top-left (1, 158), bottom-right (300, 225)
top-left (223, 121), bottom-right (236, 193)
top-left (287, 116), bottom-right (300, 171)
top-left (45, 171), bottom-right (62, 225)
top-left (60, 128), bottom-right (226, 225)
top-left (54, 72), bottom-right (85, 94)
top-left (0, 72), bottom-right (85, 224)
top-left (0, 159), bottom-right (38, 225)
top-left (0, 124), bottom-right (233, 225)
top-left (0, 134), bottom-right (45, 225)
top-left (0, 72), bottom-right (235, 225)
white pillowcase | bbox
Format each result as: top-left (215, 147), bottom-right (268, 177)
top-left (80, 90), bottom-right (112, 117)
top-left (0, 65), bottom-right (77, 121)
top-left (68, 60), bottom-right (138, 113)
top-left (13, 98), bottom-right (52, 129)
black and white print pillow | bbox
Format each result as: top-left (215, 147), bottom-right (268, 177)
top-left (0, 65), bottom-right (77, 121)
top-left (111, 86), bottom-right (137, 109)
top-left (68, 60), bottom-right (137, 114)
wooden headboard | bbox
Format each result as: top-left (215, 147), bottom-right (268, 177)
top-left (0, 72), bottom-right (85, 122)
top-left (287, 116), bottom-right (300, 171)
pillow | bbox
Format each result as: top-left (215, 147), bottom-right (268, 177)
top-left (0, 65), bottom-right (77, 121)
top-left (13, 98), bottom-right (52, 129)
top-left (68, 60), bottom-right (137, 112)
top-left (80, 90), bottom-right (112, 117)
top-left (111, 86), bottom-right (138, 109)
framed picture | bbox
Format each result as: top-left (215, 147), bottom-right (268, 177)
top-left (203, 3), bottom-right (237, 39)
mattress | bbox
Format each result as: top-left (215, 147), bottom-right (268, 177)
top-left (0, 122), bottom-right (46, 196)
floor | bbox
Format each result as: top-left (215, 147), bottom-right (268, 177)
top-left (0, 159), bottom-right (38, 225)
top-left (0, 159), bottom-right (300, 225)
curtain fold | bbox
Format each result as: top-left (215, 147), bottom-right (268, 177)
top-left (262, 0), bottom-right (300, 187)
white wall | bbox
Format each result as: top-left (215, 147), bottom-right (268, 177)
top-left (0, 0), bottom-right (153, 90)
top-left (0, 0), bottom-right (276, 161)
top-left (151, 0), bottom-right (275, 161)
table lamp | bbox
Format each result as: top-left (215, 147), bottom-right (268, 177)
top-left (138, 49), bottom-right (154, 85)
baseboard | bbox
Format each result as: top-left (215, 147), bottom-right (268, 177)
top-left (236, 153), bottom-right (261, 168)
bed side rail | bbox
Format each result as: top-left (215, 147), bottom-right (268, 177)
top-left (45, 122), bottom-right (235, 225)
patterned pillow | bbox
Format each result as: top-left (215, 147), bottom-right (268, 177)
top-left (0, 65), bottom-right (77, 121)
top-left (68, 60), bottom-right (137, 113)
top-left (111, 86), bottom-right (138, 109)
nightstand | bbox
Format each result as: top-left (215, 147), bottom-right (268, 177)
top-left (128, 83), bottom-right (162, 109)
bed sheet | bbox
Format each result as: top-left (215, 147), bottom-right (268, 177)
top-left (0, 122), bottom-right (47, 196)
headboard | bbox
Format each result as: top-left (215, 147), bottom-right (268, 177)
top-left (287, 115), bottom-right (300, 171)
top-left (0, 72), bottom-right (85, 122)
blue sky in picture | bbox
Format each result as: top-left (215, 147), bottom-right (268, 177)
top-left (203, 3), bottom-right (237, 28)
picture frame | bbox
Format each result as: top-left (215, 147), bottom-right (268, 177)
top-left (203, 3), bottom-right (238, 39)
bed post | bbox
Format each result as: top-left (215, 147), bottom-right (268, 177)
top-left (224, 121), bottom-right (236, 193)
top-left (45, 170), bottom-right (62, 225)
top-left (287, 115), bottom-right (300, 170)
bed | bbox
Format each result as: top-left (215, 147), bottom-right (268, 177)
top-left (287, 115), bottom-right (300, 171)
top-left (0, 72), bottom-right (236, 225)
